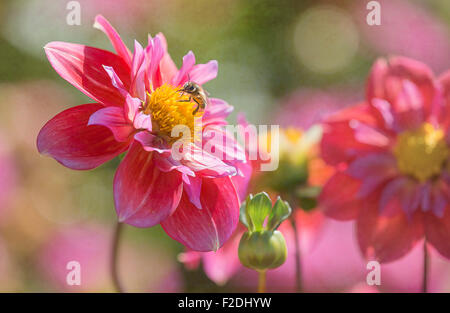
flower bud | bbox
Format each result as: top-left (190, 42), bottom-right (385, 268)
top-left (257, 126), bottom-right (323, 210)
top-left (238, 192), bottom-right (291, 271)
top-left (238, 230), bottom-right (287, 271)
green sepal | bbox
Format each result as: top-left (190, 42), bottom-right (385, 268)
top-left (267, 197), bottom-right (292, 231)
top-left (244, 192), bottom-right (272, 232)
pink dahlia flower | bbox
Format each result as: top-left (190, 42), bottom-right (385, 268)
top-left (320, 56), bottom-right (450, 262)
top-left (37, 15), bottom-right (248, 252)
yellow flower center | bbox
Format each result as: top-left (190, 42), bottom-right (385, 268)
top-left (393, 123), bottom-right (449, 182)
top-left (143, 84), bottom-right (202, 142)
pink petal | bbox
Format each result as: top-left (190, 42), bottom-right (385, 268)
top-left (134, 131), bottom-right (171, 155)
top-left (378, 177), bottom-right (418, 217)
top-left (153, 154), bottom-right (195, 177)
top-left (183, 175), bottom-right (203, 209)
top-left (321, 104), bottom-right (386, 165)
top-left (388, 57), bottom-right (436, 112)
top-left (349, 120), bottom-right (390, 147)
top-left (366, 58), bottom-right (388, 101)
top-left (124, 94), bottom-right (142, 124)
top-left (202, 98), bottom-right (233, 126)
top-left (438, 71), bottom-right (450, 129)
top-left (161, 177), bottom-right (240, 252)
top-left (130, 40), bottom-right (146, 99)
top-left (133, 112), bottom-right (152, 132)
top-left (93, 15), bottom-right (132, 66)
top-left (178, 250), bottom-right (201, 270)
top-left (431, 182), bottom-right (449, 218)
top-left (231, 157), bottom-right (252, 202)
top-left (147, 35), bottom-right (165, 88)
top-left (188, 60), bottom-right (218, 85)
top-left (44, 42), bottom-right (130, 107)
top-left (171, 51), bottom-right (196, 87)
top-left (156, 33), bottom-right (178, 84)
top-left (88, 106), bottom-right (134, 142)
top-left (424, 208), bottom-right (450, 259)
top-left (202, 126), bottom-right (246, 164)
top-left (371, 98), bottom-right (394, 131)
top-left (114, 142), bottom-right (183, 227)
top-left (37, 104), bottom-right (129, 170)
top-left (103, 65), bottom-right (128, 97)
top-left (319, 172), bottom-right (362, 220)
top-left (202, 226), bottom-right (243, 285)
top-left (347, 153), bottom-right (397, 197)
top-left (440, 70), bottom-right (450, 106)
top-left (392, 79), bottom-right (425, 130)
top-left (357, 193), bottom-right (424, 263)
top-left (179, 142), bottom-right (237, 178)
top-left (367, 56), bottom-right (436, 121)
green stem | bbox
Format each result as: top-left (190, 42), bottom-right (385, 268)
top-left (258, 271), bottom-right (266, 293)
top-left (422, 239), bottom-right (429, 293)
top-left (290, 215), bottom-right (302, 292)
top-left (111, 222), bottom-right (124, 293)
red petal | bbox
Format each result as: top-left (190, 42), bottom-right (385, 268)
top-left (161, 177), bottom-right (240, 252)
top-left (319, 172), bottom-right (362, 220)
top-left (438, 71), bottom-right (450, 129)
top-left (357, 193), bottom-right (424, 263)
top-left (37, 104), bottom-right (129, 170)
top-left (321, 104), bottom-right (385, 165)
top-left (231, 159), bottom-right (252, 202)
top-left (93, 15), bottom-right (132, 66)
top-left (424, 209), bottom-right (450, 259)
top-left (44, 42), bottom-right (130, 107)
top-left (183, 175), bottom-right (202, 209)
top-left (88, 106), bottom-right (134, 142)
top-left (114, 143), bottom-right (183, 227)
top-left (367, 56), bottom-right (436, 121)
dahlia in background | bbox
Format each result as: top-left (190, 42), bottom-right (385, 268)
top-left (320, 56), bottom-right (450, 262)
top-left (37, 15), bottom-right (249, 251)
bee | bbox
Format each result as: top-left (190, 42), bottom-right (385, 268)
top-left (177, 81), bottom-right (209, 115)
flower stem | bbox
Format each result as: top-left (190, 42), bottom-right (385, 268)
top-left (111, 222), bottom-right (124, 293)
top-left (290, 215), bottom-right (302, 292)
top-left (258, 271), bottom-right (266, 293)
top-left (422, 239), bottom-right (429, 293)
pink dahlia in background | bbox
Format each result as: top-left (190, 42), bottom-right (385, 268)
top-left (320, 56), bottom-right (450, 262)
top-left (37, 15), bottom-right (248, 251)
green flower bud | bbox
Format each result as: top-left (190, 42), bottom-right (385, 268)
top-left (238, 230), bottom-right (287, 271)
top-left (267, 157), bottom-right (309, 192)
top-left (238, 192), bottom-right (291, 271)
